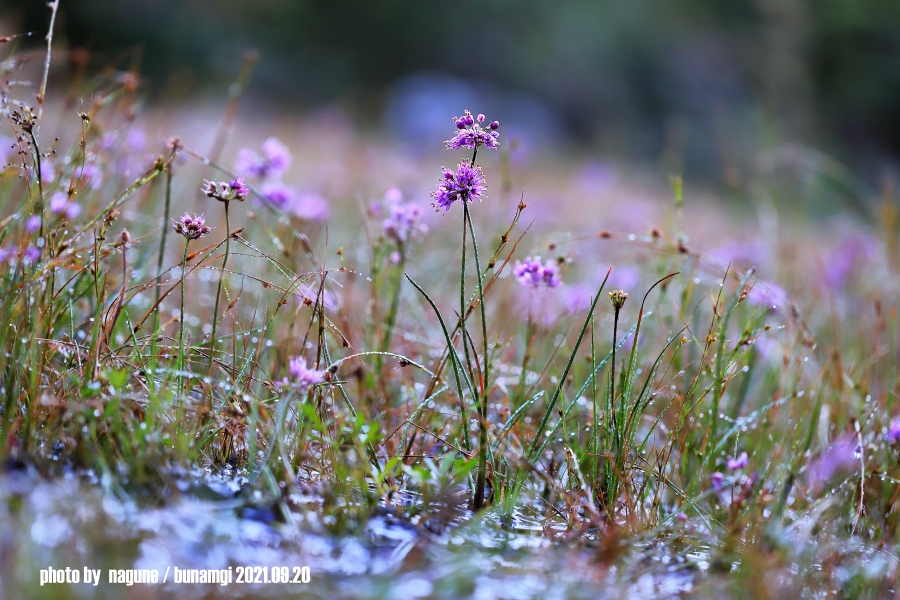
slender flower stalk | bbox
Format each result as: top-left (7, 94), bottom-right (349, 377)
top-left (172, 213), bottom-right (211, 389)
top-left (608, 289), bottom-right (628, 442)
top-left (203, 178), bottom-right (248, 372)
top-left (429, 109), bottom-right (499, 510)
top-left (154, 163), bottom-right (174, 342)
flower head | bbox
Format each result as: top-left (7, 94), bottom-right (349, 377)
top-left (260, 181), bottom-right (295, 208)
top-left (513, 256), bottom-right (561, 289)
top-left (727, 452), bottom-right (748, 471)
top-left (172, 213), bottom-right (212, 240)
top-left (236, 137), bottom-right (292, 180)
top-left (22, 246), bottom-right (40, 265)
top-left (10, 105), bottom-right (37, 133)
top-left (25, 215), bottom-right (42, 232)
top-left (888, 420), bottom-right (900, 445)
top-left (430, 159), bottom-right (487, 212)
top-left (609, 289), bottom-right (629, 310)
top-left (49, 192), bottom-right (81, 220)
top-left (288, 191), bottom-right (330, 222)
top-left (444, 110), bottom-right (499, 150)
top-left (285, 356), bottom-right (326, 393)
top-left (381, 188), bottom-right (428, 243)
top-left (202, 178), bottom-right (249, 202)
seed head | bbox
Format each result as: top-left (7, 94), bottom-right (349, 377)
top-left (11, 105), bottom-right (37, 133)
top-left (609, 289), bottom-right (628, 310)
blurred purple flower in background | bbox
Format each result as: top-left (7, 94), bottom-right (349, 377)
top-left (49, 192), bottom-right (81, 220)
top-left (711, 238), bottom-right (770, 270)
top-left (513, 256), bottom-right (561, 289)
top-left (430, 159), bottom-right (486, 212)
top-left (887, 420), bottom-right (900, 445)
top-left (259, 181), bottom-right (295, 209)
top-left (289, 357), bottom-right (325, 390)
top-left (821, 231), bottom-right (878, 292)
top-left (807, 434), bottom-right (858, 494)
top-left (236, 137), bottom-right (291, 180)
top-left (744, 280), bottom-right (788, 313)
top-left (727, 452), bottom-right (748, 471)
top-left (288, 192), bottom-right (330, 222)
top-left (77, 163), bottom-right (103, 191)
top-left (22, 246), bottom-right (40, 265)
top-left (380, 188), bottom-right (428, 243)
top-left (25, 215), bottom-right (42, 232)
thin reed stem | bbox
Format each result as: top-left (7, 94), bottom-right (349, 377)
top-left (208, 200), bottom-right (230, 374)
top-left (178, 240), bottom-right (190, 391)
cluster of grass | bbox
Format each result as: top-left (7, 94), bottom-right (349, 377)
top-left (2, 13), bottom-right (900, 597)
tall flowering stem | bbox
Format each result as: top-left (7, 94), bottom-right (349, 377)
top-left (429, 109), bottom-right (499, 510)
top-left (608, 289), bottom-right (628, 448)
top-left (466, 201), bottom-right (490, 510)
top-left (172, 213), bottom-right (211, 390)
top-left (154, 163), bottom-right (173, 344)
top-left (203, 178), bottom-right (248, 373)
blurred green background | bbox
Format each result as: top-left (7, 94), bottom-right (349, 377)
top-left (10, 0), bottom-right (900, 190)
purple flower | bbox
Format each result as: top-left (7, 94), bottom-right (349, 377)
top-left (807, 435), bottom-right (858, 494)
top-left (0, 247), bottom-right (8, 263)
top-left (202, 178), bottom-right (249, 202)
top-left (382, 190), bottom-right (428, 243)
top-left (22, 246), bottom-right (40, 265)
top-left (513, 256), bottom-right (561, 289)
top-left (236, 137), bottom-right (292, 180)
top-left (743, 280), bottom-right (788, 313)
top-left (25, 215), bottom-right (42, 232)
top-left (260, 181), bottom-right (295, 208)
top-left (710, 471), bottom-right (725, 492)
top-left (288, 192), bottom-right (330, 222)
top-left (444, 109), bottom-right (500, 150)
top-left (48, 192), bottom-right (81, 220)
top-left (77, 162), bottom-right (103, 191)
top-left (888, 420), bottom-right (900, 445)
top-left (172, 213), bottom-right (212, 240)
top-left (727, 452), bottom-right (748, 471)
top-left (430, 159), bottom-right (487, 212)
top-left (285, 356), bottom-right (325, 392)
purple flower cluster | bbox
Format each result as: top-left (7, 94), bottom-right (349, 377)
top-left (49, 192), bottom-right (81, 220)
top-left (444, 110), bottom-right (500, 151)
top-left (286, 356), bottom-right (326, 392)
top-left (236, 137), bottom-right (292, 180)
top-left (380, 188), bottom-right (428, 243)
top-left (888, 420), bottom-right (900, 445)
top-left (727, 452), bottom-right (748, 471)
top-left (202, 178), bottom-right (249, 202)
top-left (513, 256), bottom-right (561, 289)
top-left (430, 159), bottom-right (487, 212)
top-left (172, 213), bottom-right (212, 240)
top-left (0, 245), bottom-right (40, 266)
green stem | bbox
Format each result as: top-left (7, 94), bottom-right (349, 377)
top-left (154, 164), bottom-right (173, 337)
top-left (208, 200), bottom-right (230, 375)
top-left (466, 203), bottom-right (489, 510)
top-left (178, 240), bottom-right (190, 392)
